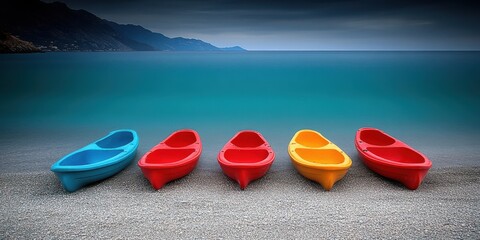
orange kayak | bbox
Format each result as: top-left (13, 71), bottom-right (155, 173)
top-left (289, 129), bottom-right (352, 190)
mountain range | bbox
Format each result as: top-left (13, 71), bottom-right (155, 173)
top-left (0, 0), bottom-right (245, 53)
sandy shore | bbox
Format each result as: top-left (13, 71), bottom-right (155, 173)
top-left (1, 163), bottom-right (479, 239)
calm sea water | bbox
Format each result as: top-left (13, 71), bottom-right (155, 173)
top-left (1, 51), bottom-right (479, 170)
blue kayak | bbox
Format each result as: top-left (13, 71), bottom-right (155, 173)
top-left (51, 129), bottom-right (139, 192)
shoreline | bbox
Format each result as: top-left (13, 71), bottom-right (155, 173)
top-left (1, 127), bottom-right (479, 174)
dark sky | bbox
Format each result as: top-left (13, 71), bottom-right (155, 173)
top-left (45, 0), bottom-right (480, 50)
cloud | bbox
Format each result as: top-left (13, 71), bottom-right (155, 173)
top-left (339, 18), bottom-right (433, 30)
top-left (44, 0), bottom-right (480, 50)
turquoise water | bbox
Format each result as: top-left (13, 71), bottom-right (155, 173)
top-left (1, 52), bottom-right (479, 130)
top-left (1, 51), bottom-right (479, 169)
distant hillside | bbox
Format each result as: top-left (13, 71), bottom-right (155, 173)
top-left (106, 21), bottom-right (229, 51)
top-left (0, 0), bottom-right (152, 52)
top-left (0, 0), bottom-right (245, 53)
top-left (0, 32), bottom-right (41, 53)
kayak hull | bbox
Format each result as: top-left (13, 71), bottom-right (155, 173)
top-left (355, 127), bottom-right (432, 190)
top-left (138, 129), bottom-right (202, 190)
top-left (218, 130), bottom-right (275, 190)
top-left (362, 159), bottom-right (429, 190)
top-left (289, 130), bottom-right (352, 191)
top-left (292, 164), bottom-right (349, 191)
top-left (218, 165), bottom-right (271, 190)
top-left (53, 151), bottom-right (135, 192)
top-left (51, 130), bottom-right (139, 192)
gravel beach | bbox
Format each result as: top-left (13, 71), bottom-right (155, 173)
top-left (1, 162), bottom-right (479, 239)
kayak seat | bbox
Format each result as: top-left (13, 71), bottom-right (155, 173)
top-left (367, 147), bottom-right (426, 164)
top-left (223, 149), bottom-right (269, 163)
top-left (294, 131), bottom-right (329, 148)
top-left (359, 129), bottom-right (395, 146)
top-left (145, 148), bottom-right (196, 164)
top-left (164, 131), bottom-right (197, 147)
top-left (231, 131), bottom-right (265, 147)
top-left (59, 149), bottom-right (123, 166)
top-left (295, 148), bottom-right (344, 164)
top-left (96, 131), bottom-right (134, 148)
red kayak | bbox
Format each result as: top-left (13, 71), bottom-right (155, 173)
top-left (218, 130), bottom-right (275, 190)
top-left (355, 127), bottom-right (432, 190)
top-left (138, 129), bottom-right (202, 190)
